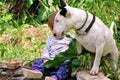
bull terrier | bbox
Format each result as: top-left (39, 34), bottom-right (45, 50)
top-left (53, 0), bottom-right (119, 75)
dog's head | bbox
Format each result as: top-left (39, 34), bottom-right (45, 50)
top-left (53, 0), bottom-right (75, 39)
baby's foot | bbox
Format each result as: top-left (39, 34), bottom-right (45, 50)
top-left (22, 68), bottom-right (43, 79)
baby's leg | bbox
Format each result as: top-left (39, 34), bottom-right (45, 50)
top-left (32, 58), bottom-right (45, 73)
top-left (45, 61), bottom-right (70, 80)
top-left (23, 58), bottom-right (44, 79)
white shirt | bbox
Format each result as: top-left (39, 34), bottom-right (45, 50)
top-left (42, 35), bottom-right (73, 60)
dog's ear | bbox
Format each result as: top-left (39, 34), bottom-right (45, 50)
top-left (60, 7), bottom-right (67, 17)
top-left (60, 7), bottom-right (71, 18)
top-left (60, 0), bottom-right (67, 8)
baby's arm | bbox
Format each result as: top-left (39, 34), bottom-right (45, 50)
top-left (43, 59), bottom-right (48, 63)
top-left (41, 36), bottom-right (52, 60)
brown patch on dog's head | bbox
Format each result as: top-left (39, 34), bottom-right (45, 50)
top-left (48, 11), bottom-right (58, 31)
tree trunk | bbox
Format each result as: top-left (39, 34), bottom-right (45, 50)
top-left (8, 0), bottom-right (40, 19)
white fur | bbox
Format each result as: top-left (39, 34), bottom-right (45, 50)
top-left (53, 5), bottom-right (118, 75)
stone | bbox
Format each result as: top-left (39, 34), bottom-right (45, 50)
top-left (10, 77), bottom-right (25, 80)
top-left (0, 58), bottom-right (23, 69)
top-left (76, 70), bottom-right (110, 80)
top-left (13, 69), bottom-right (23, 77)
top-left (0, 69), bottom-right (3, 74)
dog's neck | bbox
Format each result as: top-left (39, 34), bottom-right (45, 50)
top-left (71, 8), bottom-right (94, 35)
top-left (76, 11), bottom-right (88, 31)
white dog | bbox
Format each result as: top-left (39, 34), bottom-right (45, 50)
top-left (53, 0), bottom-right (119, 75)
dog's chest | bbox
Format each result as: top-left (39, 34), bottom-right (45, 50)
top-left (75, 34), bottom-right (96, 53)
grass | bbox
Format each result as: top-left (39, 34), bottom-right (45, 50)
top-left (0, 24), bottom-right (51, 62)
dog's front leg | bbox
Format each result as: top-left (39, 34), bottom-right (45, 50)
top-left (90, 42), bottom-right (105, 75)
top-left (71, 41), bottom-right (82, 77)
top-left (76, 41), bottom-right (83, 54)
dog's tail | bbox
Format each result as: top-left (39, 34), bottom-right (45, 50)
top-left (110, 21), bottom-right (115, 35)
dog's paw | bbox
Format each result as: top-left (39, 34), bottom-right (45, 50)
top-left (90, 67), bottom-right (99, 75)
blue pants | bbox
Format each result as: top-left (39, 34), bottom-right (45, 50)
top-left (32, 58), bottom-right (70, 80)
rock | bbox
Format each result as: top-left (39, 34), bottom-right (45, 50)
top-left (0, 58), bottom-right (23, 69)
top-left (76, 71), bottom-right (110, 80)
top-left (10, 77), bottom-right (25, 80)
top-left (1, 71), bottom-right (8, 75)
top-left (0, 69), bottom-right (3, 74)
top-left (13, 69), bottom-right (23, 77)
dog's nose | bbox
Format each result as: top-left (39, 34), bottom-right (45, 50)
top-left (53, 32), bottom-right (64, 39)
top-left (53, 33), bottom-right (56, 37)
top-left (61, 31), bottom-right (65, 36)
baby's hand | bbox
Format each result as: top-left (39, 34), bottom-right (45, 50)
top-left (43, 60), bottom-right (48, 63)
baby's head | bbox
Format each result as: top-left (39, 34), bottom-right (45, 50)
top-left (48, 11), bottom-right (58, 31)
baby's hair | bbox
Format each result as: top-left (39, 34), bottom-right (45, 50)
top-left (48, 6), bottom-right (59, 31)
top-left (48, 11), bottom-right (58, 31)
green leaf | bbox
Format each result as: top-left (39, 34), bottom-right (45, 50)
top-left (0, 43), bottom-right (6, 57)
top-left (44, 39), bottom-right (78, 68)
top-left (0, 12), bottom-right (13, 22)
top-left (48, 0), bottom-right (53, 6)
top-left (70, 58), bottom-right (80, 72)
top-left (0, 28), bottom-right (6, 34)
top-left (27, 0), bottom-right (34, 8)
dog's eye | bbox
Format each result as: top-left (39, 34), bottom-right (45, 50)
top-left (56, 20), bottom-right (59, 22)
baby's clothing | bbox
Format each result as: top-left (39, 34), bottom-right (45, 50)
top-left (31, 35), bottom-right (73, 80)
top-left (42, 35), bottom-right (72, 60)
top-left (32, 58), bottom-right (70, 80)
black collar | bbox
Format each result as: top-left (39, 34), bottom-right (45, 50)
top-left (75, 11), bottom-right (96, 35)
top-left (85, 13), bottom-right (95, 33)
top-left (76, 11), bottom-right (88, 31)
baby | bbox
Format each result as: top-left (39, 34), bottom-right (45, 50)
top-left (22, 11), bottom-right (73, 80)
